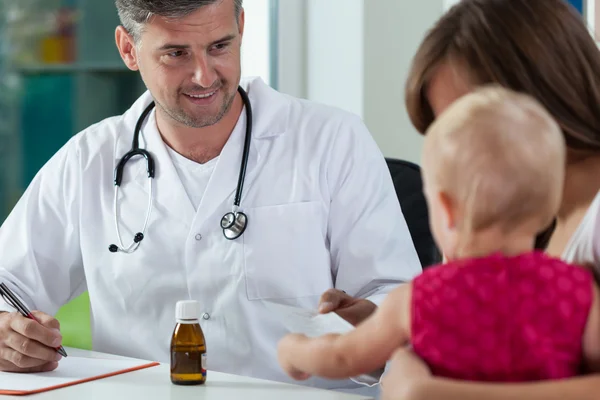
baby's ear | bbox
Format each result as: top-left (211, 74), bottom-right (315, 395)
top-left (438, 191), bottom-right (456, 231)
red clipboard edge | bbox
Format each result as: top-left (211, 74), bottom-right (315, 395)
top-left (0, 361), bottom-right (161, 396)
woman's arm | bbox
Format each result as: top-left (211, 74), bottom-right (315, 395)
top-left (382, 348), bottom-right (600, 400)
top-left (583, 282), bottom-right (600, 373)
top-left (402, 376), bottom-right (600, 400)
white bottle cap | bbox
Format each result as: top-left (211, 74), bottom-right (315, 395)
top-left (176, 300), bottom-right (199, 321)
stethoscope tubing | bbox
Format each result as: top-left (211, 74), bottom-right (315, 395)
top-left (109, 86), bottom-right (252, 253)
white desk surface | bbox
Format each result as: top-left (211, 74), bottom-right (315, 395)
top-left (2, 348), bottom-right (372, 400)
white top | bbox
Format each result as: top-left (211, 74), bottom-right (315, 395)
top-left (163, 106), bottom-right (231, 211)
top-left (0, 77), bottom-right (421, 394)
top-left (0, 348), bottom-right (370, 400)
top-left (165, 144), bottom-right (219, 211)
top-left (562, 190), bottom-right (600, 280)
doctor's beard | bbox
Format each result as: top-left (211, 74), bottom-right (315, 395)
top-left (158, 83), bottom-right (237, 129)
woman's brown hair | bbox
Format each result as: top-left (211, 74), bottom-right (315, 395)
top-left (406, 0), bottom-right (600, 248)
top-left (406, 0), bottom-right (600, 150)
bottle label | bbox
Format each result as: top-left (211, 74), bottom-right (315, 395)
top-left (202, 353), bottom-right (207, 371)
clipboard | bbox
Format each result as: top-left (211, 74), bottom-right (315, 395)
top-left (0, 355), bottom-right (159, 396)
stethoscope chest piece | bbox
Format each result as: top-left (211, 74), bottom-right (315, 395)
top-left (221, 211), bottom-right (248, 240)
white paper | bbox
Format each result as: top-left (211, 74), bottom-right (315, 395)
top-left (0, 356), bottom-right (156, 392)
top-left (264, 301), bottom-right (355, 337)
top-left (264, 301), bottom-right (383, 387)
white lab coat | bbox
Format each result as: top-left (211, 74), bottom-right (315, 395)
top-left (0, 77), bottom-right (421, 392)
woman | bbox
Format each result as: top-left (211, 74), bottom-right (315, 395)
top-left (384, 0), bottom-right (600, 398)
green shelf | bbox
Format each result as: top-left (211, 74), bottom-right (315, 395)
top-left (15, 62), bottom-right (130, 74)
top-left (3, 0), bottom-right (147, 347)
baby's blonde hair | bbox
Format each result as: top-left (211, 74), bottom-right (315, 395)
top-left (422, 85), bottom-right (566, 234)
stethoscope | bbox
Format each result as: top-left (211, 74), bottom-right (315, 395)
top-left (108, 86), bottom-right (252, 254)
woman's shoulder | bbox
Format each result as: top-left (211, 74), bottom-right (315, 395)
top-left (562, 190), bottom-right (600, 279)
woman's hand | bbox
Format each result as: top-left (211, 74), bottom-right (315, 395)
top-left (381, 347), bottom-right (600, 400)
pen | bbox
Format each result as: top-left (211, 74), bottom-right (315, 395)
top-left (0, 283), bottom-right (68, 358)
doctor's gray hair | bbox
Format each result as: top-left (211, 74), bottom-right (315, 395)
top-left (115, 0), bottom-right (243, 43)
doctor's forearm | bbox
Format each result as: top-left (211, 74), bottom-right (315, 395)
top-left (401, 375), bottom-right (600, 400)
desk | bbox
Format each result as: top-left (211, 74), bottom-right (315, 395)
top-left (2, 348), bottom-right (372, 400)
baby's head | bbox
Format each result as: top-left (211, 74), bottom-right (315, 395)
top-left (422, 85), bottom-right (565, 260)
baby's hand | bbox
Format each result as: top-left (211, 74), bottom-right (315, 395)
top-left (277, 334), bottom-right (312, 381)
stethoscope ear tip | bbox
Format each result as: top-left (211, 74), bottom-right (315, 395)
top-left (109, 244), bottom-right (119, 253)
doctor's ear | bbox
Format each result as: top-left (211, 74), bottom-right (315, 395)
top-left (238, 8), bottom-right (246, 38)
top-left (115, 26), bottom-right (140, 71)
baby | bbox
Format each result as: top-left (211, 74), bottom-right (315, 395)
top-left (277, 86), bottom-right (600, 382)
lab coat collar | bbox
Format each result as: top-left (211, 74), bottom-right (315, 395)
top-left (240, 76), bottom-right (289, 139)
top-left (131, 107), bottom-right (256, 228)
top-left (191, 76), bottom-right (289, 225)
top-left (141, 110), bottom-right (197, 226)
top-left (119, 76), bottom-right (290, 143)
top-left (121, 76), bottom-right (286, 227)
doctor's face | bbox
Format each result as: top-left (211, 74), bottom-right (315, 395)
top-left (121, 0), bottom-right (244, 128)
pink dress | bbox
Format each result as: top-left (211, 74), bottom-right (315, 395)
top-left (411, 252), bottom-right (594, 382)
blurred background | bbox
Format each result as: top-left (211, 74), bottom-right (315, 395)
top-left (0, 0), bottom-right (276, 224)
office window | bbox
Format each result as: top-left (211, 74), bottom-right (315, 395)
top-left (241, 0), bottom-right (277, 88)
top-left (568, 0), bottom-right (584, 13)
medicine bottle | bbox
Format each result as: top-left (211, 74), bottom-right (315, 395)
top-left (170, 300), bottom-right (207, 385)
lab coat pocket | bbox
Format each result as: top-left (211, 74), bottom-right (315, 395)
top-left (243, 201), bottom-right (333, 300)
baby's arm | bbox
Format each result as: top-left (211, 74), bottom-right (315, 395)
top-left (583, 282), bottom-right (600, 373)
top-left (277, 283), bottom-right (412, 380)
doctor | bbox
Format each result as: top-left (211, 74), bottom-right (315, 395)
top-left (0, 0), bottom-right (420, 392)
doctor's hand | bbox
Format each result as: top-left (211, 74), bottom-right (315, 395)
top-left (0, 311), bottom-right (62, 372)
top-left (318, 289), bottom-right (376, 326)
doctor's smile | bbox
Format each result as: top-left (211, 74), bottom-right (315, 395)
top-left (183, 90), bottom-right (218, 102)
top-left (181, 87), bottom-right (220, 106)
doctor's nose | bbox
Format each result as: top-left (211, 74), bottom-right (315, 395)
top-left (191, 55), bottom-right (218, 89)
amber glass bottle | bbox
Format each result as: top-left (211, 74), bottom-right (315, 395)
top-left (170, 300), bottom-right (207, 385)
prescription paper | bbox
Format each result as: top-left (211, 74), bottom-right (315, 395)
top-left (0, 356), bottom-right (158, 395)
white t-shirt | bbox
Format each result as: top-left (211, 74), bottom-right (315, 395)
top-left (165, 145), bottom-right (218, 211)
top-left (162, 107), bottom-right (247, 211)
top-left (562, 190), bottom-right (600, 281)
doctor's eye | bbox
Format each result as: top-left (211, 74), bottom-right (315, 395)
top-left (210, 42), bottom-right (230, 54)
top-left (167, 50), bottom-right (187, 58)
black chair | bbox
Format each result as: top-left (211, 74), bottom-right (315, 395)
top-left (385, 158), bottom-right (441, 269)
